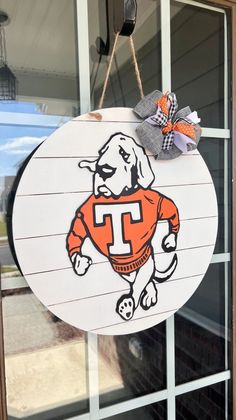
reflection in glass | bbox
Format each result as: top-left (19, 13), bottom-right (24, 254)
top-left (175, 263), bottom-right (227, 384)
top-left (99, 323), bottom-right (166, 407)
top-left (171, 1), bottom-right (225, 128)
top-left (4, 0), bottom-right (78, 116)
top-left (176, 382), bottom-right (228, 419)
top-left (109, 400), bottom-right (167, 420)
top-left (3, 289), bottom-right (88, 418)
top-left (88, 0), bottom-right (161, 109)
top-left (0, 1), bottom-right (82, 418)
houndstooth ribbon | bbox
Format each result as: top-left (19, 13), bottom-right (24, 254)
top-left (146, 92), bottom-right (195, 151)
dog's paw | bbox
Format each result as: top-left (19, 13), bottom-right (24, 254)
top-left (162, 233), bottom-right (177, 253)
top-left (71, 253), bottom-right (92, 276)
top-left (141, 281), bottom-right (158, 310)
top-left (116, 294), bottom-right (135, 321)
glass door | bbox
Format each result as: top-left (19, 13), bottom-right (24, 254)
top-left (0, 1), bottom-right (90, 419)
top-left (84, 0), bottom-right (232, 418)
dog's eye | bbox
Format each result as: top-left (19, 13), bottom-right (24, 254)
top-left (103, 167), bottom-right (113, 173)
top-left (119, 146), bottom-right (130, 163)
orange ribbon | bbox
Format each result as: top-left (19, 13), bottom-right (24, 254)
top-left (155, 95), bottom-right (169, 115)
top-left (155, 94), bottom-right (196, 141)
top-left (163, 120), bottom-right (196, 140)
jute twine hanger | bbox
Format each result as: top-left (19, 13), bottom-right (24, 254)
top-left (98, 32), bottom-right (144, 109)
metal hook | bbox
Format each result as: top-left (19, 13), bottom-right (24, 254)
top-left (96, 0), bottom-right (137, 57)
top-left (114, 0), bottom-right (137, 37)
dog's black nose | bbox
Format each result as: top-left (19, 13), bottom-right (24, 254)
top-left (97, 164), bottom-right (116, 180)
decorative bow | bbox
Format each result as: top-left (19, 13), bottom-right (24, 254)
top-left (133, 90), bottom-right (202, 160)
top-left (146, 92), bottom-right (198, 151)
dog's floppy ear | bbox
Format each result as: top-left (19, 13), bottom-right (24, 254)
top-left (79, 159), bottom-right (97, 172)
top-left (133, 145), bottom-right (154, 188)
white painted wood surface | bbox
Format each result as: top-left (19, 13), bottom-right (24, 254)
top-left (49, 275), bottom-right (203, 333)
top-left (12, 108), bottom-right (218, 334)
top-left (13, 184), bottom-right (216, 239)
top-left (26, 246), bottom-right (214, 306)
top-left (16, 154), bottom-right (211, 196)
top-left (21, 109), bottom-right (198, 160)
top-left (73, 108), bottom-right (141, 123)
top-left (15, 218), bottom-right (216, 274)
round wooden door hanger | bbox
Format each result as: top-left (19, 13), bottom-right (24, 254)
top-left (12, 108), bottom-right (218, 335)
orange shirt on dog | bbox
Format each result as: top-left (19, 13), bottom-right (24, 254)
top-left (67, 188), bottom-right (180, 274)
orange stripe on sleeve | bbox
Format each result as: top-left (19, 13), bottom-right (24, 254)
top-left (158, 196), bottom-right (180, 234)
top-left (66, 212), bottom-right (88, 256)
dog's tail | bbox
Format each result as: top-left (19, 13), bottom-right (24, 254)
top-left (153, 253), bottom-right (178, 283)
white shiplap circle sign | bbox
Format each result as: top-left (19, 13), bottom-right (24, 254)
top-left (12, 108), bottom-right (218, 335)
